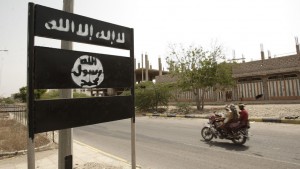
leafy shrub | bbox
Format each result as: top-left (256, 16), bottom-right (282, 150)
top-left (41, 90), bottom-right (89, 99)
top-left (73, 92), bottom-right (89, 98)
top-left (135, 82), bottom-right (172, 112)
top-left (40, 90), bottom-right (60, 99)
top-left (176, 102), bottom-right (192, 114)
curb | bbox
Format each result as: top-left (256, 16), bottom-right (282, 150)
top-left (144, 113), bottom-right (300, 124)
top-left (145, 113), bottom-right (208, 119)
top-left (249, 117), bottom-right (300, 124)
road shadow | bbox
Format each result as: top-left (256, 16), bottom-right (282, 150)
top-left (202, 139), bottom-right (249, 151)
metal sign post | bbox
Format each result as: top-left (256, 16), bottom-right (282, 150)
top-left (27, 3), bottom-right (35, 169)
top-left (59, 1), bottom-right (74, 169)
top-left (130, 30), bottom-right (136, 169)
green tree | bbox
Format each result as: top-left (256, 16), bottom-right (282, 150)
top-left (215, 61), bottom-right (236, 92)
top-left (13, 86), bottom-right (47, 102)
top-left (166, 44), bottom-right (235, 110)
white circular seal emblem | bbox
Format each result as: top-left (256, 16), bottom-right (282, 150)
top-left (71, 55), bottom-right (104, 88)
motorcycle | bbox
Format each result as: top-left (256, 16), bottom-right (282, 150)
top-left (201, 112), bottom-right (250, 145)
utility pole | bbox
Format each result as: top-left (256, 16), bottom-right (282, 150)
top-left (59, 0), bottom-right (74, 169)
top-left (131, 29), bottom-right (136, 169)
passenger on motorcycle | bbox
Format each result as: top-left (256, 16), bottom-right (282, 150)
top-left (224, 106), bottom-right (233, 124)
top-left (220, 105), bottom-right (234, 134)
top-left (230, 104), bottom-right (239, 121)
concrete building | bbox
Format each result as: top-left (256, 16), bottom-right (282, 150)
top-left (232, 51), bottom-right (300, 101)
top-left (135, 53), bottom-right (168, 83)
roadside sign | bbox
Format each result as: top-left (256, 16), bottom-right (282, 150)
top-left (27, 3), bottom-right (134, 138)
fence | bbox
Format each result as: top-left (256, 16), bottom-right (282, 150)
top-left (237, 81), bottom-right (264, 100)
top-left (268, 78), bottom-right (300, 99)
top-left (0, 104), bottom-right (58, 143)
top-left (169, 77), bottom-right (300, 102)
top-left (173, 88), bottom-right (231, 102)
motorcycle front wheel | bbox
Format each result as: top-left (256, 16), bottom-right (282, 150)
top-left (201, 127), bottom-right (214, 141)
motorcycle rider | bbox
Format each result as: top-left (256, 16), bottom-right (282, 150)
top-left (237, 103), bottom-right (249, 128)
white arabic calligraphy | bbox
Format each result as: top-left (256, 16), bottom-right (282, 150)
top-left (96, 30), bottom-right (110, 40)
top-left (116, 32), bottom-right (125, 43)
top-left (76, 24), bottom-right (89, 36)
top-left (45, 18), bottom-right (69, 32)
top-left (111, 31), bottom-right (115, 44)
top-left (89, 25), bottom-right (93, 40)
top-left (71, 55), bottom-right (104, 88)
top-left (71, 21), bottom-right (75, 32)
top-left (44, 18), bottom-right (126, 44)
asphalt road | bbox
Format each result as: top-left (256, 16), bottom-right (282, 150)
top-left (74, 117), bottom-right (300, 169)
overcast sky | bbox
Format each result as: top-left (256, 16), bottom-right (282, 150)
top-left (0, 0), bottom-right (299, 97)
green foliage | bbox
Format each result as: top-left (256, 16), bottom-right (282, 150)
top-left (135, 82), bottom-right (172, 111)
top-left (13, 86), bottom-right (47, 102)
top-left (166, 43), bottom-right (234, 110)
top-left (215, 61), bottom-right (236, 91)
top-left (0, 97), bottom-right (15, 104)
top-left (13, 87), bottom-right (26, 102)
top-left (35, 89), bottom-right (47, 100)
top-left (40, 90), bottom-right (60, 100)
top-left (175, 102), bottom-right (192, 114)
top-left (73, 92), bottom-right (89, 98)
top-left (40, 90), bottom-right (89, 99)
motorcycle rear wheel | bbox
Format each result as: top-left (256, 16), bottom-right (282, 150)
top-left (231, 131), bottom-right (247, 145)
top-left (201, 127), bottom-right (214, 141)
